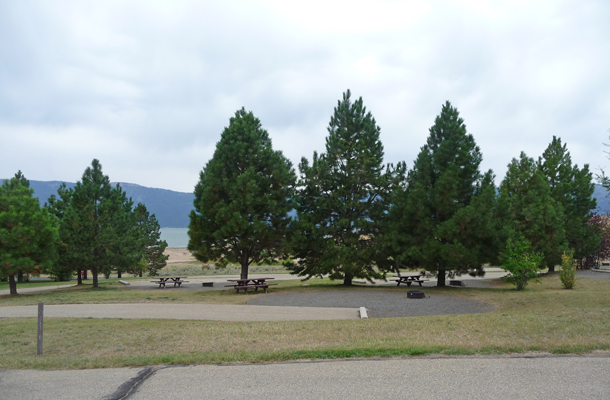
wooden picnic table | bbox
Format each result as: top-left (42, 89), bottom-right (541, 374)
top-left (150, 276), bottom-right (189, 288)
top-left (392, 274), bottom-right (427, 287)
top-left (225, 277), bottom-right (277, 294)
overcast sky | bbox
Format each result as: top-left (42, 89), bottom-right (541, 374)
top-left (1, 0), bottom-right (608, 193)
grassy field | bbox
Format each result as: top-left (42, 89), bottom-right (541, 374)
top-left (0, 274), bottom-right (609, 369)
top-left (0, 277), bottom-right (313, 306)
top-left (0, 280), bottom-right (75, 291)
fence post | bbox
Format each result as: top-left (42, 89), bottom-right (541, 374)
top-left (37, 303), bottom-right (43, 355)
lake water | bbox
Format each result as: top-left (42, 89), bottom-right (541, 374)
top-left (160, 227), bottom-right (189, 248)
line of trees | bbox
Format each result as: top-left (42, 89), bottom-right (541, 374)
top-left (0, 173), bottom-right (59, 295)
top-left (188, 90), bottom-right (600, 286)
top-left (3, 90), bottom-right (601, 293)
top-left (1, 161), bottom-right (168, 295)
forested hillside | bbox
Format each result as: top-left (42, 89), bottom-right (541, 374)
top-left (0, 180), bottom-right (195, 228)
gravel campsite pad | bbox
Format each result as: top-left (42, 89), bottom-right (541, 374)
top-left (247, 289), bottom-right (495, 318)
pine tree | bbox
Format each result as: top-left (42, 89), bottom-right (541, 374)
top-left (103, 185), bottom-right (139, 279)
top-left (498, 152), bottom-right (567, 270)
top-left (5, 170), bottom-right (32, 283)
top-left (288, 90), bottom-right (406, 285)
top-left (50, 169), bottom-right (167, 282)
top-left (46, 184), bottom-right (78, 282)
top-left (134, 203), bottom-right (168, 276)
top-left (539, 136), bottom-right (598, 270)
top-left (388, 101), bottom-right (496, 286)
top-left (188, 108), bottom-right (295, 279)
top-left (63, 160), bottom-right (127, 288)
top-left (0, 173), bottom-right (59, 295)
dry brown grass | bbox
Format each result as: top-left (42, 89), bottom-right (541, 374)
top-left (0, 274), bottom-right (609, 369)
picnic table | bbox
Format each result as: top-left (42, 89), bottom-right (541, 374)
top-left (150, 276), bottom-right (189, 288)
top-left (225, 277), bottom-right (277, 294)
top-left (392, 274), bottom-right (427, 287)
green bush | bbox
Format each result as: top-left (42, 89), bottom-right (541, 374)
top-left (499, 233), bottom-right (543, 290)
top-left (48, 270), bottom-right (74, 282)
top-left (559, 252), bottom-right (576, 289)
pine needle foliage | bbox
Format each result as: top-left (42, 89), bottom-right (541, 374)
top-left (387, 101), bottom-right (496, 286)
top-left (48, 160), bottom-right (148, 287)
top-left (539, 136), bottom-right (598, 269)
top-left (288, 90), bottom-right (406, 285)
top-left (188, 108), bottom-right (295, 280)
top-left (0, 172), bottom-right (59, 295)
top-left (134, 203), bottom-right (168, 277)
top-left (498, 152), bottom-right (567, 270)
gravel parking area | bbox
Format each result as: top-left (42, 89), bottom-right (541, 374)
top-left (247, 288), bottom-right (495, 318)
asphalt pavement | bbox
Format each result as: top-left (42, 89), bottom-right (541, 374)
top-left (1, 355), bottom-right (609, 400)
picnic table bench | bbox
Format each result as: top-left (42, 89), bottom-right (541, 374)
top-left (151, 277), bottom-right (189, 288)
top-left (392, 274), bottom-right (427, 287)
top-left (225, 277), bottom-right (277, 294)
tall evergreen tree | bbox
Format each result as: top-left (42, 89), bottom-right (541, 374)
top-left (388, 101), bottom-right (496, 286)
top-left (103, 185), bottom-right (138, 279)
top-left (63, 160), bottom-right (127, 288)
top-left (539, 136), bottom-right (598, 269)
top-left (46, 184), bottom-right (78, 282)
top-left (288, 90), bottom-right (406, 285)
top-left (188, 108), bottom-right (295, 279)
top-left (134, 203), bottom-right (168, 276)
top-left (50, 170), bottom-right (166, 282)
top-left (498, 152), bottom-right (567, 270)
top-left (7, 170), bottom-right (31, 283)
top-left (0, 173), bottom-right (59, 295)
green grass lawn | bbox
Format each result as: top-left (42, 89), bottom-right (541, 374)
top-left (0, 280), bottom-right (76, 291)
top-left (0, 274), bottom-right (608, 369)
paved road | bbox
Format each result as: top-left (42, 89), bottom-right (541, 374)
top-left (1, 355), bottom-right (609, 400)
top-left (0, 303), bottom-right (360, 321)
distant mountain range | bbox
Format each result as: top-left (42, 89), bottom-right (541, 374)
top-left (593, 184), bottom-right (610, 213)
top-left (1, 180), bottom-right (195, 228)
top-left (3, 180), bottom-right (610, 227)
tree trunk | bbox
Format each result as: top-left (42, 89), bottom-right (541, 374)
top-left (8, 274), bottom-right (17, 295)
top-left (83, 270), bottom-right (88, 280)
top-left (343, 273), bottom-right (353, 286)
top-left (437, 269), bottom-right (446, 287)
top-left (17, 270), bottom-right (23, 283)
top-left (139, 271), bottom-right (143, 278)
top-left (77, 270), bottom-right (82, 285)
top-left (92, 268), bottom-right (99, 288)
top-left (548, 265), bottom-right (555, 273)
top-left (117, 271), bottom-right (122, 279)
top-left (240, 263), bottom-right (248, 280)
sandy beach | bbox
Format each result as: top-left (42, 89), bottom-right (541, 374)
top-left (164, 247), bottom-right (196, 264)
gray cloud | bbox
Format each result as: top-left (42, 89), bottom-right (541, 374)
top-left (1, 0), bottom-right (609, 192)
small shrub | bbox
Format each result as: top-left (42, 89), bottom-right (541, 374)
top-left (499, 233), bottom-right (543, 290)
top-left (48, 270), bottom-right (74, 282)
top-left (559, 252), bottom-right (576, 289)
